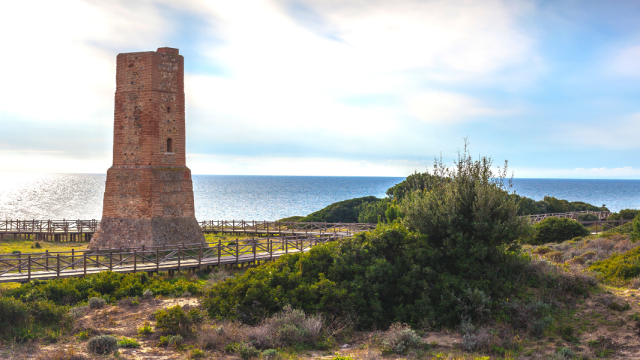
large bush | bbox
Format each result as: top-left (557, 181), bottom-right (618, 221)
top-left (530, 217), bottom-right (590, 245)
top-left (300, 196), bottom-right (381, 223)
top-left (204, 147), bottom-right (531, 328)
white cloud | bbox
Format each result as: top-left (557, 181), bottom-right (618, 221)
top-left (0, 0), bottom-right (537, 175)
top-left (186, 153), bottom-right (429, 176)
top-left (552, 112), bottom-right (640, 150)
top-left (407, 91), bottom-right (511, 123)
top-left (611, 44), bottom-right (640, 77)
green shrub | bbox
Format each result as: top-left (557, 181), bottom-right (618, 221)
top-left (589, 246), bottom-right (640, 282)
top-left (118, 337), bottom-right (141, 348)
top-left (577, 213), bottom-right (598, 222)
top-left (6, 271), bottom-right (203, 306)
top-left (631, 213), bottom-right (640, 243)
top-left (158, 334), bottom-right (183, 348)
top-left (277, 216), bottom-right (304, 222)
top-left (620, 209), bottom-right (640, 220)
top-left (262, 349), bottom-right (278, 359)
top-left (75, 330), bottom-right (90, 340)
top-left (189, 348), bottom-right (207, 359)
top-left (137, 321), bottom-right (154, 335)
top-left (88, 297), bottom-right (106, 309)
top-left (531, 217), bottom-right (589, 245)
top-left (87, 335), bottom-right (118, 354)
top-left (236, 342), bottom-right (260, 360)
top-left (154, 305), bottom-right (204, 335)
top-left (204, 147), bottom-right (531, 329)
top-left (300, 196), bottom-right (381, 222)
top-left (381, 323), bottom-right (421, 353)
top-left (0, 297), bottom-right (70, 342)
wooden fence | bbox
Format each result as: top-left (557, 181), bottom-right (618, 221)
top-left (526, 211), bottom-right (611, 223)
top-left (0, 219), bottom-right (376, 239)
top-left (0, 234), bottom-right (341, 283)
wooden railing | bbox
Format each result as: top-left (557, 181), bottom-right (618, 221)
top-left (526, 211), bottom-right (612, 223)
top-left (0, 234), bottom-right (342, 283)
top-left (0, 219), bottom-right (376, 236)
top-left (198, 220), bottom-right (376, 235)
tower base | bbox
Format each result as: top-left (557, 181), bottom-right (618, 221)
top-left (89, 216), bottom-right (206, 249)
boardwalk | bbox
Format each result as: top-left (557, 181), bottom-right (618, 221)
top-left (0, 235), bottom-right (341, 283)
top-left (0, 220), bottom-right (376, 241)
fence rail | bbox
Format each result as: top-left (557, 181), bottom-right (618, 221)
top-left (0, 219), bottom-right (376, 239)
top-left (0, 234), bottom-right (341, 283)
top-left (526, 211), bottom-right (611, 223)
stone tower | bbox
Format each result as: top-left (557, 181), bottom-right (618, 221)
top-left (90, 47), bottom-right (205, 249)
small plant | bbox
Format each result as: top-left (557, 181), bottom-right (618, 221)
top-left (87, 335), bottom-right (118, 354)
top-left (331, 356), bottom-right (353, 360)
top-left (154, 305), bottom-right (204, 335)
top-left (143, 289), bottom-right (153, 298)
top-left (137, 321), bottom-right (155, 335)
top-left (75, 330), bottom-right (90, 341)
top-left (88, 297), bottom-right (106, 310)
top-left (608, 300), bottom-right (631, 311)
top-left (381, 323), bottom-right (421, 353)
top-left (262, 349), bottom-right (278, 359)
top-left (556, 347), bottom-right (575, 359)
top-left (118, 337), bottom-right (141, 348)
top-left (33, 242), bottom-right (42, 248)
top-left (70, 306), bottom-right (89, 319)
top-left (44, 329), bottom-right (61, 343)
top-left (224, 342), bottom-right (238, 353)
top-left (532, 246), bottom-right (553, 255)
top-left (189, 348), bottom-right (207, 359)
top-left (11, 250), bottom-right (20, 254)
top-left (236, 342), bottom-right (260, 360)
top-left (158, 334), bottom-right (183, 348)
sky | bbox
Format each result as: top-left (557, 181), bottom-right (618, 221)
top-left (1, 0), bottom-right (640, 178)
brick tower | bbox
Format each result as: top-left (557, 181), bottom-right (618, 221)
top-left (90, 47), bottom-right (205, 248)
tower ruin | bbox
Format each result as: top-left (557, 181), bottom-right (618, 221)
top-left (90, 47), bottom-right (205, 248)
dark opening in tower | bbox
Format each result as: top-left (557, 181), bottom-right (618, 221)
top-left (167, 138), bottom-right (173, 153)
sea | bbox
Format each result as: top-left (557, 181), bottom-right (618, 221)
top-left (0, 174), bottom-right (639, 220)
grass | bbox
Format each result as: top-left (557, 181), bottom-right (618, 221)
top-left (0, 236), bottom-right (88, 255)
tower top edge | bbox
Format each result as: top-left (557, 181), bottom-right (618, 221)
top-left (117, 48), bottom-right (180, 56)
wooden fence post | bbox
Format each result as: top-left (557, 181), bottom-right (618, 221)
top-left (199, 243), bottom-right (203, 269)
top-left (177, 249), bottom-right (181, 272)
top-left (253, 239), bottom-right (256, 263)
top-left (71, 249), bottom-right (75, 270)
top-left (28, 255), bottom-right (31, 281)
top-left (156, 249), bottom-right (160, 273)
top-left (133, 250), bottom-right (137, 273)
top-left (235, 238), bottom-right (239, 266)
top-left (269, 237), bottom-right (273, 261)
top-left (218, 239), bottom-right (221, 267)
top-left (285, 235), bottom-right (288, 255)
top-left (45, 250), bottom-right (49, 271)
top-left (56, 254), bottom-right (60, 278)
top-left (83, 253), bottom-right (87, 276)
top-left (18, 252), bottom-right (21, 274)
top-left (109, 251), bottom-right (113, 271)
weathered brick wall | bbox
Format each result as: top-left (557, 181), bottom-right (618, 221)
top-left (91, 47), bottom-right (205, 248)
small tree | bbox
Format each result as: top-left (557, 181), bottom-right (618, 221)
top-left (400, 142), bottom-right (531, 276)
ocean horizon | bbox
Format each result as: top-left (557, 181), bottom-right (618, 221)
top-left (1, 173), bottom-right (639, 220)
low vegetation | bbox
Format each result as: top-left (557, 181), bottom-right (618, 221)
top-left (3, 146), bottom-right (640, 359)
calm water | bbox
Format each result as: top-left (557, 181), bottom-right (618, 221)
top-left (0, 174), bottom-right (638, 220)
